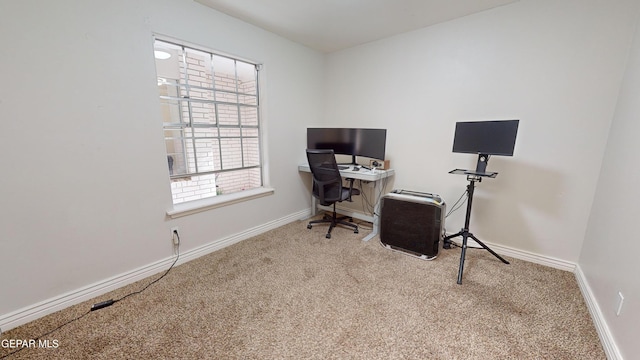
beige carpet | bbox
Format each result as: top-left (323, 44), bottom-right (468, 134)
top-left (1, 219), bottom-right (605, 359)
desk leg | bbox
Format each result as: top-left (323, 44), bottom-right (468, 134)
top-left (362, 180), bottom-right (381, 242)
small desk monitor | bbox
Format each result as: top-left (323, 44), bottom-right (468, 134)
top-left (452, 120), bottom-right (519, 174)
top-left (452, 120), bottom-right (519, 156)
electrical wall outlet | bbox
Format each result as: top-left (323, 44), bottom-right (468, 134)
top-left (171, 227), bottom-right (180, 245)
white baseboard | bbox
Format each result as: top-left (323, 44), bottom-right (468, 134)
top-left (175, 209), bottom-right (310, 266)
top-left (574, 265), bottom-right (622, 360)
top-left (445, 235), bottom-right (576, 272)
top-left (0, 209), bottom-right (310, 333)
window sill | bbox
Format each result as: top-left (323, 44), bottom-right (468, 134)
top-left (166, 187), bottom-right (275, 219)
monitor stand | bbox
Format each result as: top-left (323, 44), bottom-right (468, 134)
top-left (338, 155), bottom-right (371, 170)
top-left (444, 154), bottom-right (509, 284)
top-left (338, 154), bottom-right (358, 166)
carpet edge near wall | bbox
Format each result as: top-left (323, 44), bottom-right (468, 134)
top-left (2, 209), bottom-right (620, 360)
top-left (0, 209), bottom-right (311, 334)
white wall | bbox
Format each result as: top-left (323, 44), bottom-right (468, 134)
top-left (0, 0), bottom-right (323, 322)
top-left (323, 0), bottom-right (639, 263)
top-left (2, 1), bottom-right (639, 357)
top-left (580, 12), bottom-right (640, 358)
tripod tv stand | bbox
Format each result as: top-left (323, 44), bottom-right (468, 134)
top-left (444, 154), bottom-right (510, 284)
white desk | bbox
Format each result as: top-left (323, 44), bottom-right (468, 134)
top-left (298, 164), bottom-right (395, 241)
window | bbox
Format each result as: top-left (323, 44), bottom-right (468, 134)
top-left (154, 39), bottom-right (263, 205)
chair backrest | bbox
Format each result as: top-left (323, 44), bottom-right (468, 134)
top-left (306, 149), bottom-right (343, 205)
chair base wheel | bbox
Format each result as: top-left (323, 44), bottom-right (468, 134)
top-left (307, 211), bottom-right (359, 239)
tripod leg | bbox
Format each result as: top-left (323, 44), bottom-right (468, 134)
top-left (457, 233), bottom-right (468, 285)
top-left (469, 234), bottom-right (510, 264)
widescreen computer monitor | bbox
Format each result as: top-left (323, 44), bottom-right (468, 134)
top-left (307, 128), bottom-right (387, 164)
top-left (452, 120), bottom-right (519, 156)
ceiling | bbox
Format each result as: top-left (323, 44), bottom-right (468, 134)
top-left (194, 0), bottom-right (520, 53)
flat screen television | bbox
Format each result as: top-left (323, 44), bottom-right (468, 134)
top-left (307, 128), bottom-right (387, 164)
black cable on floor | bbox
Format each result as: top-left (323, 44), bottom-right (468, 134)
top-left (0, 237), bottom-right (181, 359)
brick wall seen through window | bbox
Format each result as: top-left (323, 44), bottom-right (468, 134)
top-left (154, 39), bottom-right (262, 204)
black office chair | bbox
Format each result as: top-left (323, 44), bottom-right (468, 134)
top-left (306, 149), bottom-right (360, 239)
